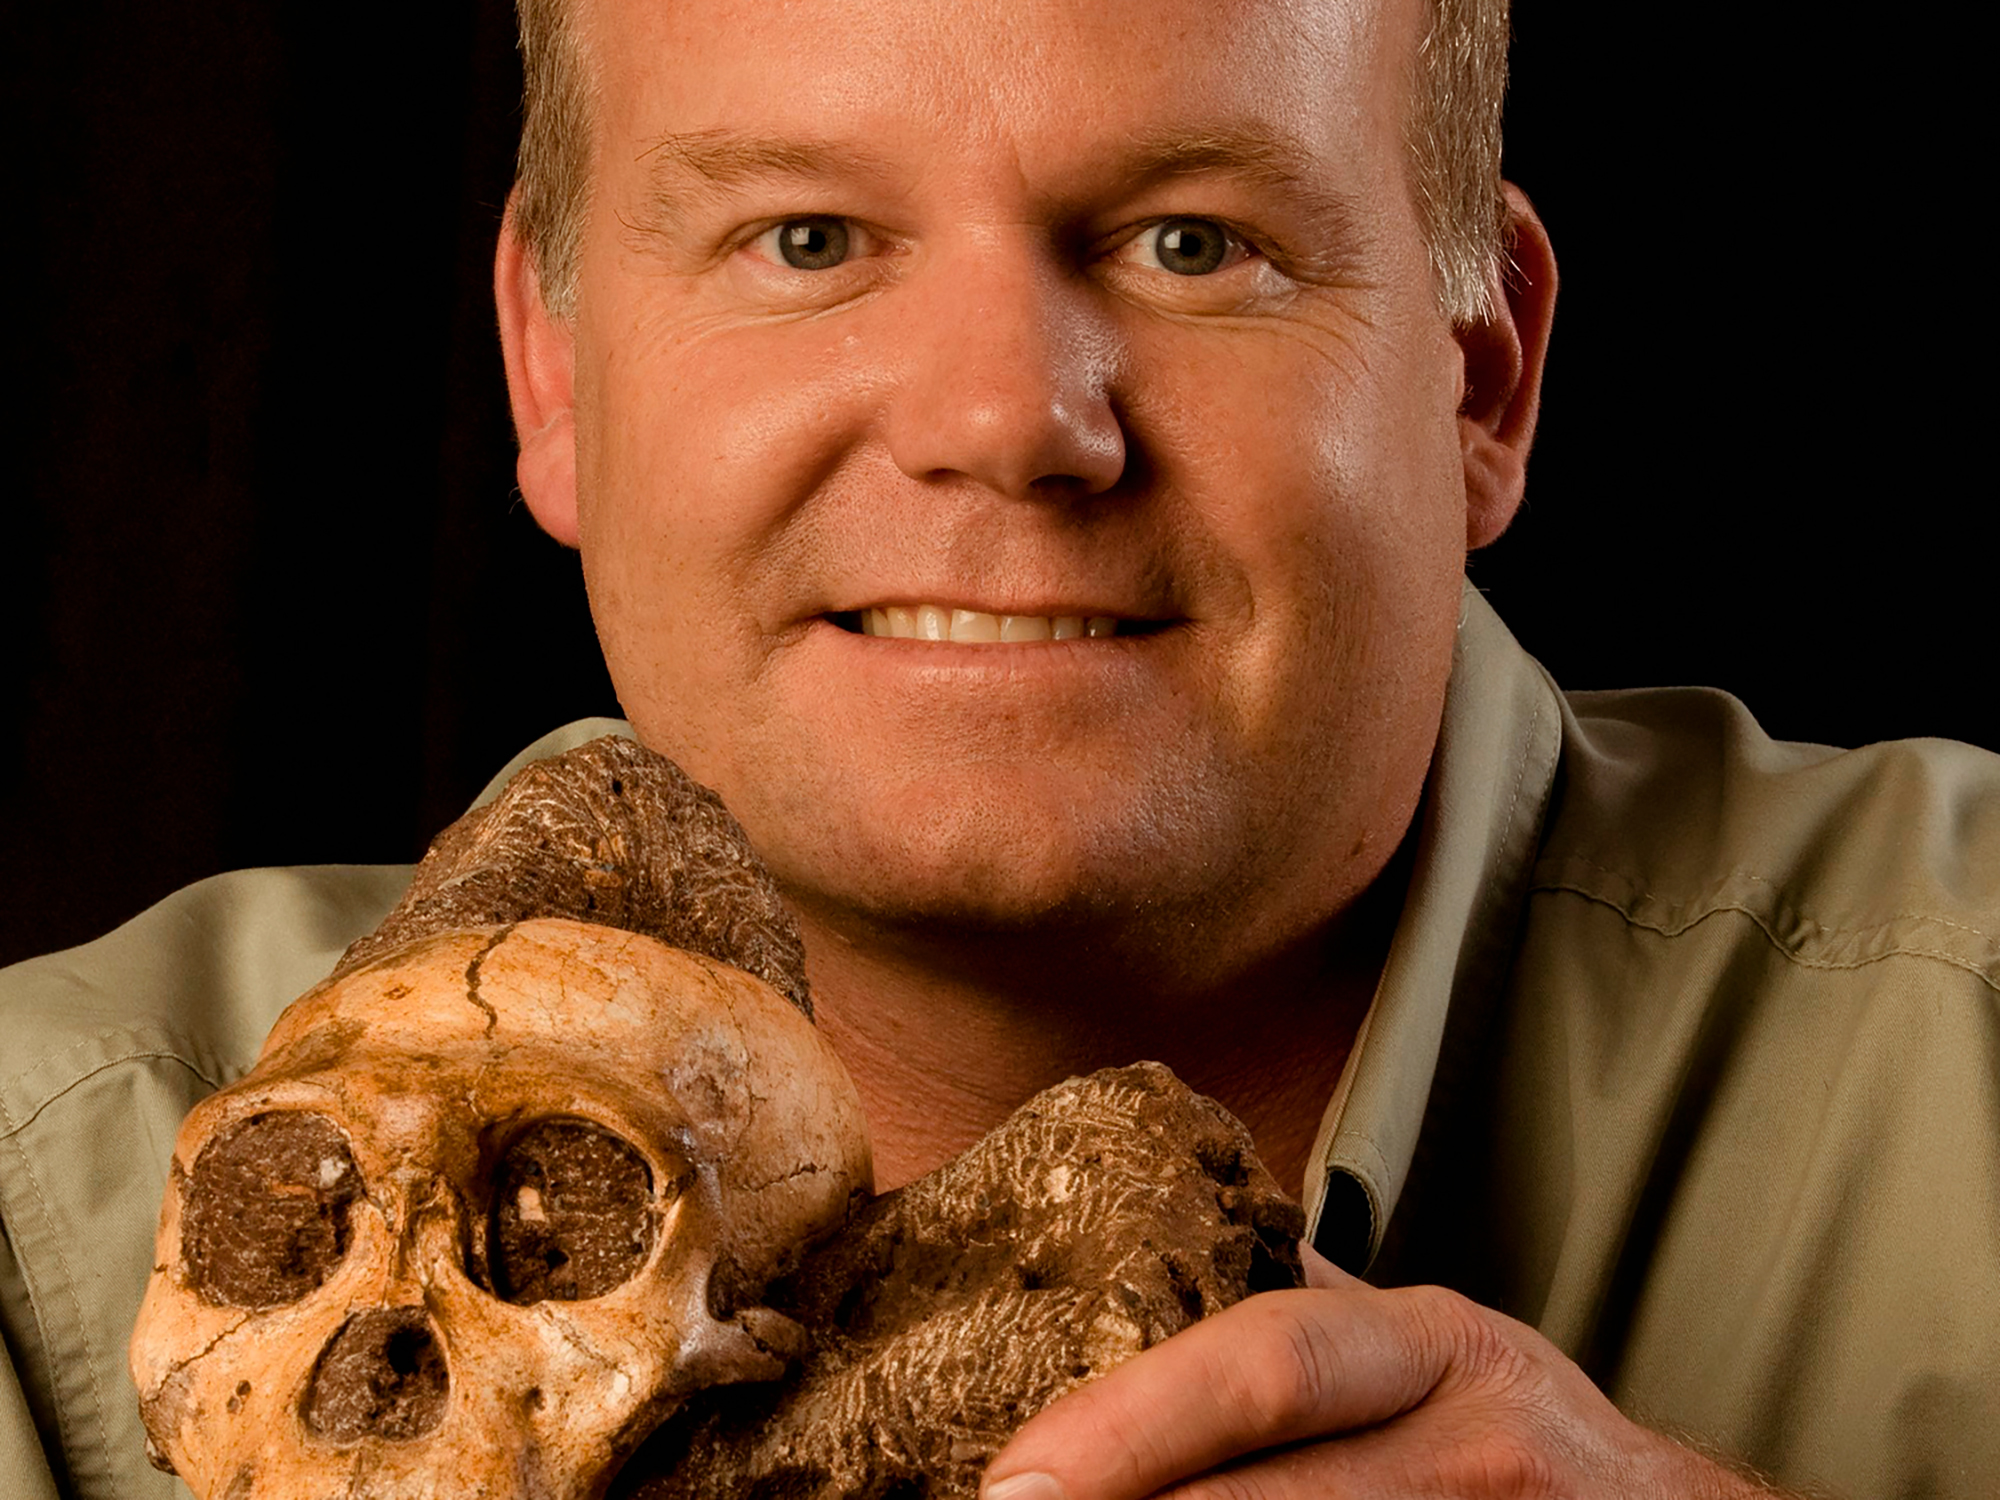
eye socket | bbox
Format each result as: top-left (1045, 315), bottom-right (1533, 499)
top-left (488, 1118), bottom-right (684, 1304)
top-left (753, 215), bottom-right (855, 271)
top-left (1127, 218), bottom-right (1239, 277)
top-left (182, 1112), bottom-right (362, 1309)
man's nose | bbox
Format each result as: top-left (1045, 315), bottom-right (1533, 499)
top-left (883, 250), bottom-right (1126, 500)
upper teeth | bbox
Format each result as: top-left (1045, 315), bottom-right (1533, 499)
top-left (860, 607), bottom-right (1119, 642)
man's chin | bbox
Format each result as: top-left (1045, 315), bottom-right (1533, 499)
top-left (775, 842), bottom-right (1144, 939)
top-left (757, 804), bottom-right (1212, 955)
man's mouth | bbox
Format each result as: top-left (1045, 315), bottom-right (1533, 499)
top-left (830, 606), bottom-right (1168, 642)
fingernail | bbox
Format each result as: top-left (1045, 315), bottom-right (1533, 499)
top-left (981, 1473), bottom-right (1068, 1500)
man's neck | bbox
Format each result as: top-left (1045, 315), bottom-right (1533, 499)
top-left (794, 856), bottom-right (1406, 1201)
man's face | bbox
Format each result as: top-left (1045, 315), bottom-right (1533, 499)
top-left (558, 0), bottom-right (1476, 960)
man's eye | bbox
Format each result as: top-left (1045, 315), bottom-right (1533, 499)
top-left (1131, 218), bottom-right (1237, 276)
top-left (754, 216), bottom-right (853, 271)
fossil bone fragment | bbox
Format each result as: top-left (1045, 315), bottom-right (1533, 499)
top-left (129, 739), bottom-right (871, 1500)
top-left (617, 1061), bottom-right (1304, 1500)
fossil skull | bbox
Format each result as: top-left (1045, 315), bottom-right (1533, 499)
top-left (130, 917), bottom-right (871, 1500)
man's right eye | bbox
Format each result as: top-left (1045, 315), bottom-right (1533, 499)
top-left (751, 216), bottom-right (854, 270)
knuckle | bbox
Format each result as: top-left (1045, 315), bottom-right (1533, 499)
top-left (1397, 1283), bottom-right (1531, 1392)
top-left (1164, 1470), bottom-right (1272, 1500)
top-left (1367, 1288), bottom-right (1575, 1499)
top-left (1395, 1281), bottom-right (1481, 1342)
top-left (1223, 1295), bottom-right (1344, 1437)
top-left (1445, 1425), bottom-right (1562, 1498)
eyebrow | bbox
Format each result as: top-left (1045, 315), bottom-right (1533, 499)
top-left (1110, 125), bottom-right (1319, 193)
top-left (631, 129), bottom-right (895, 235)
top-left (632, 121), bottom-right (1368, 251)
top-left (1107, 125), bottom-right (1373, 251)
top-left (639, 128), bottom-right (898, 189)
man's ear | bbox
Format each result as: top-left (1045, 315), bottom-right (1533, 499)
top-left (496, 190), bottom-right (581, 548)
top-left (1457, 183), bottom-right (1557, 551)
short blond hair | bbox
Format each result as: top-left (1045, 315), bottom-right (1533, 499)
top-left (511, 0), bottom-right (1510, 324)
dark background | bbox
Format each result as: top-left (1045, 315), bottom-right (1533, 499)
top-left (4, 4), bottom-right (1982, 968)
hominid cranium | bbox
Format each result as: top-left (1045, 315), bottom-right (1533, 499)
top-left (130, 740), bottom-right (871, 1500)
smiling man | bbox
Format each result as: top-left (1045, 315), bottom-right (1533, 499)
top-left (2, 0), bottom-right (1996, 1496)
top-left (480, 0), bottom-right (1995, 1494)
top-left (499, 0), bottom-right (1521, 1205)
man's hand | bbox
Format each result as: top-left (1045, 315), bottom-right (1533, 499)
top-left (980, 1247), bottom-right (1790, 1500)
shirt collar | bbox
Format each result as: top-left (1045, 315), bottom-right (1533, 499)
top-left (1303, 583), bottom-right (1563, 1272)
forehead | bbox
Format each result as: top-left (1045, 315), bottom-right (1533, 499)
top-left (579, 0), bottom-right (1417, 191)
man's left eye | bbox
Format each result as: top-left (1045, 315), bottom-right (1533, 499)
top-left (1126, 218), bottom-right (1240, 276)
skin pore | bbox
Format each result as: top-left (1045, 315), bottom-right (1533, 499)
top-left (498, 0), bottom-right (1544, 1196)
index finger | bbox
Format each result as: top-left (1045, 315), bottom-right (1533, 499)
top-left (980, 1282), bottom-right (1454, 1500)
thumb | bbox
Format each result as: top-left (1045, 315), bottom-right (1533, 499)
top-left (1301, 1240), bottom-right (1360, 1292)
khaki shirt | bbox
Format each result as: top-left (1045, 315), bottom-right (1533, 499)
top-left (3, 589), bottom-right (1995, 1499)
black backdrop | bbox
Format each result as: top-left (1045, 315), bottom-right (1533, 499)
top-left (4, 3), bottom-right (1983, 968)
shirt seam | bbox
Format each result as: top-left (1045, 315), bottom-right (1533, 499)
top-left (1529, 879), bottom-right (2000, 997)
top-left (1498, 694), bottom-right (1546, 864)
top-left (0, 1097), bottom-right (108, 1485)
top-left (1539, 852), bottom-right (1999, 943)
top-left (0, 1049), bottom-right (224, 1142)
